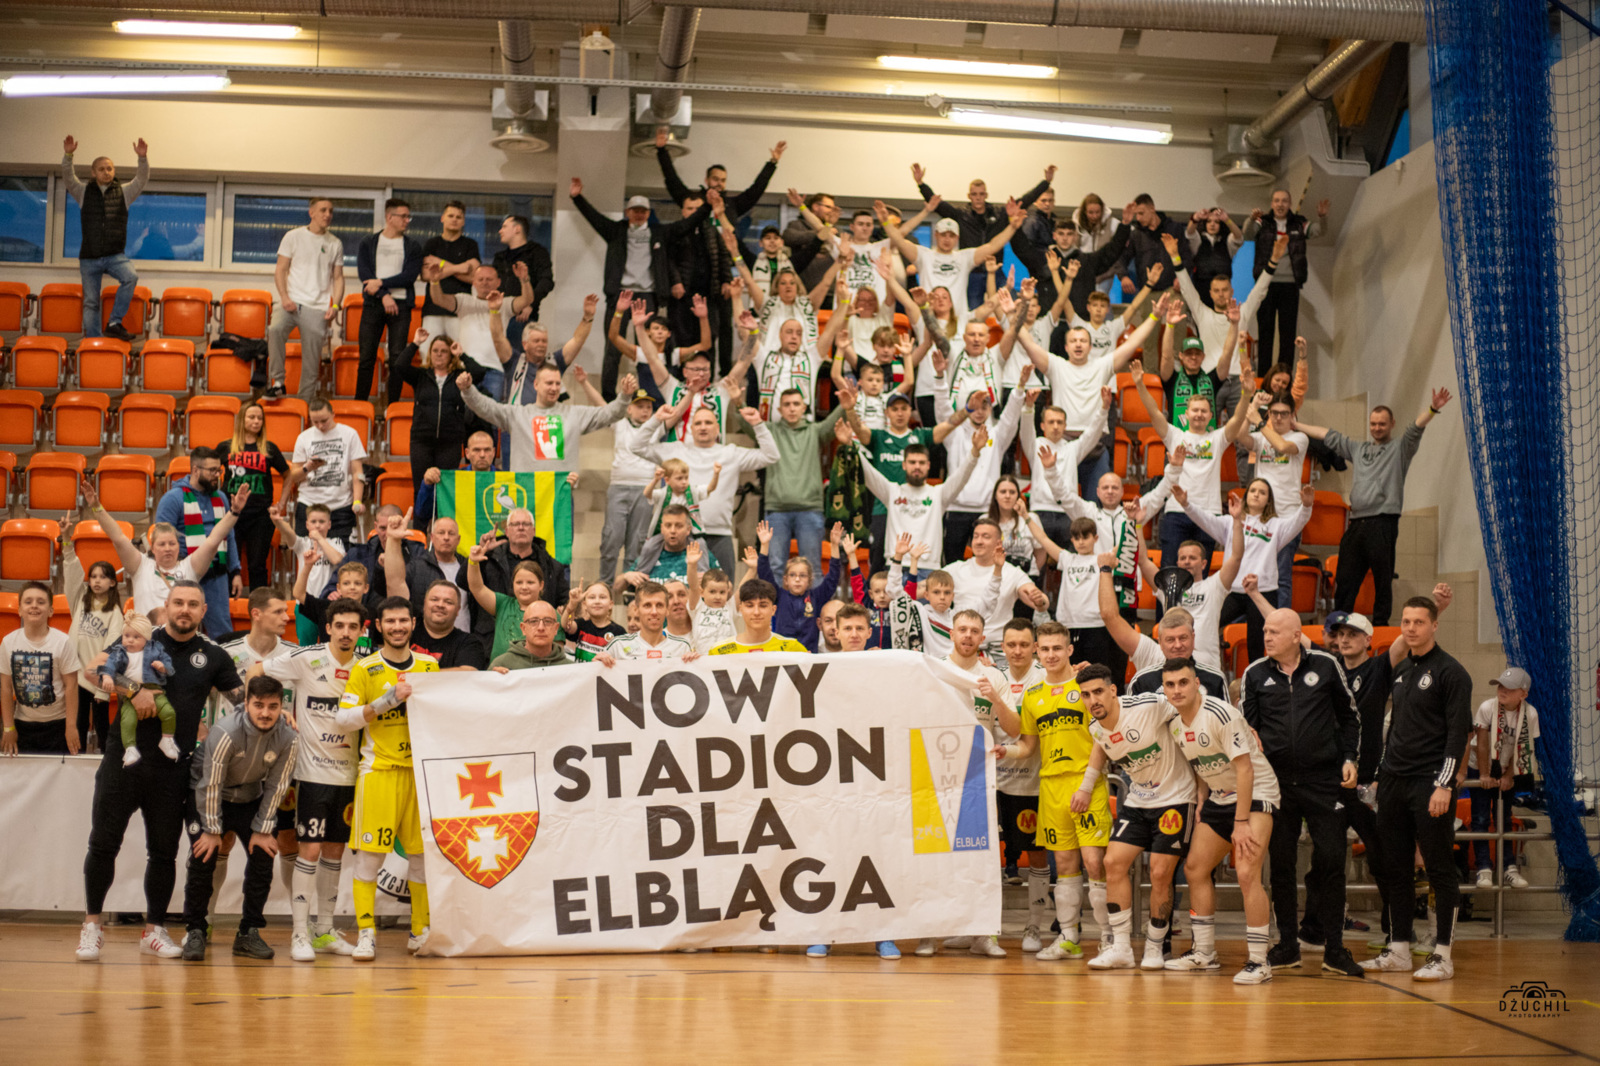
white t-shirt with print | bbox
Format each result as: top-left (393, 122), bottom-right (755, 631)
top-left (132, 556), bottom-right (201, 620)
top-left (0, 627), bottom-right (81, 723)
top-left (945, 559), bottom-right (1032, 645)
top-left (916, 246), bottom-right (976, 310)
top-left (1159, 423), bottom-right (1230, 515)
top-left (840, 238), bottom-right (891, 301)
top-left (1070, 312), bottom-right (1127, 362)
top-left (276, 227), bottom-right (345, 309)
top-left (291, 423), bottom-right (368, 509)
top-left (1249, 429), bottom-right (1310, 518)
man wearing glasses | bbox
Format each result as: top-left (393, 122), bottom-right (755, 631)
top-left (354, 198), bottom-right (424, 403)
top-left (490, 600), bottom-right (572, 672)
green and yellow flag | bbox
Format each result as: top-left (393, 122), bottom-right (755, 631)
top-left (435, 471), bottom-right (573, 565)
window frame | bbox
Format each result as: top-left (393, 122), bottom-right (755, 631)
top-left (53, 177), bottom-right (218, 269)
top-left (221, 182), bottom-right (385, 273)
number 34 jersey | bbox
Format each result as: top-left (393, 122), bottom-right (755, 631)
top-left (264, 644), bottom-right (363, 786)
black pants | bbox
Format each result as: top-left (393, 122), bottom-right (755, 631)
top-left (1335, 514), bottom-right (1400, 625)
top-left (1301, 786), bottom-right (1389, 940)
top-left (296, 501), bottom-right (356, 546)
top-left (182, 799), bottom-right (275, 935)
top-left (1254, 281), bottom-right (1302, 374)
top-left (943, 511), bottom-right (981, 566)
top-left (235, 509), bottom-right (276, 591)
top-left (410, 436), bottom-right (465, 528)
top-left (1070, 625), bottom-right (1127, 691)
top-left (78, 689), bottom-right (112, 751)
top-left (869, 511), bottom-right (889, 576)
top-left (1221, 588), bottom-right (1276, 665)
top-left (83, 751), bottom-right (186, 919)
top-left (15, 717), bottom-right (68, 753)
top-left (1377, 773), bottom-right (1459, 947)
top-left (1267, 780), bottom-right (1349, 951)
top-left (356, 300), bottom-right (411, 403)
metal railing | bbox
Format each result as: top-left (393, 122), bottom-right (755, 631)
top-left (1114, 778), bottom-right (1599, 940)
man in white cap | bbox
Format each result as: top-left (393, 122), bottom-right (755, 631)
top-left (1468, 666), bottom-right (1538, 889)
top-left (886, 197), bottom-right (1023, 313)
top-left (569, 175), bottom-right (711, 399)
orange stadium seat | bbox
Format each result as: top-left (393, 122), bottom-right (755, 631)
top-left (0, 282), bottom-right (33, 335)
top-left (1302, 490), bottom-right (1349, 547)
top-left (376, 462), bottom-right (414, 511)
top-left (203, 346), bottom-right (256, 395)
top-left (94, 454), bottom-right (156, 519)
top-left (0, 518), bottom-right (60, 585)
top-left (165, 456), bottom-right (191, 495)
top-left (1138, 427), bottom-right (1166, 478)
top-left (72, 517), bottom-right (133, 575)
top-left (0, 592), bottom-right (17, 638)
top-left (332, 400), bottom-right (375, 449)
top-left (1117, 372), bottom-right (1164, 426)
top-left (219, 289), bottom-right (273, 339)
top-left (24, 452), bottom-right (86, 515)
top-left (1222, 622), bottom-right (1249, 679)
top-left (9, 335), bottom-right (68, 391)
top-left (38, 283), bottom-right (84, 335)
top-left (116, 394), bottom-right (177, 455)
top-left (330, 345), bottom-right (361, 398)
top-left (1220, 443), bottom-right (1240, 484)
top-left (341, 293), bottom-right (364, 344)
top-left (159, 287), bottom-right (213, 340)
top-left (384, 401), bottom-right (414, 460)
top-left (0, 450), bottom-right (14, 509)
top-left (0, 390), bottom-right (45, 450)
top-left (49, 391), bottom-right (112, 452)
top-left (186, 396), bottom-right (241, 451)
top-left (1111, 426), bottom-right (1130, 479)
top-left (262, 398), bottom-right (309, 453)
top-left (285, 341), bottom-right (307, 396)
top-left (1290, 561), bottom-right (1321, 615)
top-left (75, 337), bottom-right (131, 393)
top-left (138, 337), bottom-right (194, 395)
top-left (101, 285), bottom-right (153, 337)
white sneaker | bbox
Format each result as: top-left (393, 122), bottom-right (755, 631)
top-left (969, 935), bottom-right (1007, 958)
top-left (1035, 938), bottom-right (1083, 961)
top-left (913, 938), bottom-right (937, 957)
top-left (943, 936), bottom-right (973, 950)
top-left (1165, 948), bottom-right (1220, 971)
top-left (312, 929), bottom-right (356, 956)
top-left (1140, 939), bottom-right (1167, 971)
top-left (122, 746), bottom-right (141, 767)
top-left (1233, 960), bottom-right (1273, 984)
top-left (158, 735), bottom-right (181, 761)
top-left (407, 927), bottom-right (430, 954)
top-left (76, 922), bottom-right (103, 961)
top-left (1413, 953), bottom-right (1454, 982)
top-left (1474, 868), bottom-right (1493, 888)
top-left (353, 928), bottom-right (376, 961)
top-left (1087, 941), bottom-right (1136, 970)
top-left (1505, 866), bottom-right (1530, 889)
top-left (290, 933), bottom-right (315, 962)
top-left (1360, 947), bottom-right (1412, 973)
top-left (1020, 926), bottom-right (1043, 953)
top-left (139, 926), bottom-right (182, 959)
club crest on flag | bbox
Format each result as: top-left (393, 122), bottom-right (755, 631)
top-left (422, 752), bottom-right (541, 889)
top-left (481, 480), bottom-right (528, 522)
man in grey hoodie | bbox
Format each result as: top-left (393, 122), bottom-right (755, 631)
top-left (456, 362), bottom-right (636, 476)
top-left (179, 675), bottom-right (298, 962)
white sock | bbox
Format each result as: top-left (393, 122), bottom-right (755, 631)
top-left (1434, 940), bottom-right (1452, 962)
top-left (1246, 924), bottom-right (1270, 963)
top-left (316, 858), bottom-right (342, 936)
top-left (1088, 880), bottom-right (1109, 941)
top-left (1146, 915), bottom-right (1169, 948)
top-left (1109, 906), bottom-right (1133, 946)
top-left (1027, 865), bottom-right (1051, 932)
top-left (1389, 940), bottom-right (1411, 956)
top-left (278, 854), bottom-right (296, 897)
top-left (1054, 874), bottom-right (1083, 943)
top-left (1191, 912), bottom-right (1216, 955)
top-left (291, 858), bottom-right (316, 936)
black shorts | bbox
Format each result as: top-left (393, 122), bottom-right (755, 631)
top-left (274, 781), bottom-right (298, 833)
top-left (1198, 798), bottom-right (1275, 841)
top-left (1113, 802), bottom-right (1196, 857)
top-left (294, 780), bottom-right (356, 844)
top-left (996, 791), bottom-right (1041, 859)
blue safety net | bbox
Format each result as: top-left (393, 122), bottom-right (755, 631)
top-left (1426, 0), bottom-right (1600, 939)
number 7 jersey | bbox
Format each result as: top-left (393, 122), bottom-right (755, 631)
top-left (340, 650), bottom-right (439, 773)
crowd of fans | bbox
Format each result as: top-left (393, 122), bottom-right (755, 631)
top-left (0, 134), bottom-right (1540, 984)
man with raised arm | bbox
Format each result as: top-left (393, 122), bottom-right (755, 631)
top-left (61, 133), bottom-right (149, 341)
top-left (1294, 388), bottom-right (1452, 625)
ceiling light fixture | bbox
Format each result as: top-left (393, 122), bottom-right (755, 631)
top-left (945, 104), bottom-right (1173, 145)
top-left (1, 71), bottom-right (232, 97)
top-left (877, 55), bottom-right (1057, 79)
top-left (113, 19), bottom-right (301, 40)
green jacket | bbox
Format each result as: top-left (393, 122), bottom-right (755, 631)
top-left (765, 406), bottom-right (846, 513)
top-left (490, 643), bottom-right (571, 671)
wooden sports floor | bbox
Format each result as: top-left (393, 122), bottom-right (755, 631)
top-left (1, 924), bottom-right (1595, 1065)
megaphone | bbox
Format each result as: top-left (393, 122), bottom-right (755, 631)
top-left (1153, 566), bottom-right (1195, 607)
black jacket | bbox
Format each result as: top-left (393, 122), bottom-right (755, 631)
top-left (404, 549), bottom-right (492, 641)
top-left (356, 232), bottom-right (423, 311)
top-left (1251, 211), bottom-right (1313, 285)
top-left (1241, 646), bottom-right (1361, 790)
top-left (1125, 211), bottom-right (1187, 291)
top-left (492, 242), bottom-right (555, 319)
top-left (664, 215), bottom-right (727, 297)
top-left (480, 538), bottom-right (568, 614)
top-left (1015, 224), bottom-right (1132, 323)
top-left (659, 147), bottom-right (776, 222)
top-left (1188, 231), bottom-right (1235, 291)
top-left (915, 179), bottom-right (1049, 247)
top-left (386, 345), bottom-right (490, 439)
top-left (572, 194), bottom-right (711, 297)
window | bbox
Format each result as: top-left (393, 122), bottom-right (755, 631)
top-left (0, 176), bottom-right (48, 263)
top-left (394, 189), bottom-right (554, 262)
top-left (228, 192), bottom-right (378, 267)
top-left (63, 189), bottom-right (208, 262)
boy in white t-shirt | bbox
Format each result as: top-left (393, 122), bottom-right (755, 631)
top-left (0, 582), bottom-right (82, 755)
top-left (1468, 667), bottom-right (1540, 889)
top-left (266, 197), bottom-right (346, 401)
top-left (686, 547), bottom-right (737, 652)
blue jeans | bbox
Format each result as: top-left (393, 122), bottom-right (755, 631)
top-left (1276, 533), bottom-right (1301, 610)
top-left (1159, 511), bottom-right (1217, 573)
top-left (1076, 440), bottom-right (1112, 500)
top-left (198, 570), bottom-right (236, 641)
top-left (766, 510), bottom-right (825, 582)
top-left (79, 253), bottom-right (139, 336)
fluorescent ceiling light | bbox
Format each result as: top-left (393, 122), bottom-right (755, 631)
top-left (878, 54), bottom-right (1057, 79)
top-left (114, 19), bottom-right (301, 40)
top-left (1, 72), bottom-right (232, 97)
top-left (946, 104), bottom-right (1172, 145)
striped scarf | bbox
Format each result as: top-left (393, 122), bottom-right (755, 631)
top-left (651, 486), bottom-right (704, 536)
top-left (182, 486), bottom-right (229, 571)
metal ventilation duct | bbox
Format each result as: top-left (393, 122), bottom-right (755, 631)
top-left (648, 5), bottom-right (700, 127)
top-left (1243, 39), bottom-right (1392, 149)
top-left (498, 20), bottom-right (537, 118)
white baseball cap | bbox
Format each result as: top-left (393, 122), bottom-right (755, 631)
top-left (625, 195), bottom-right (651, 211)
top-left (933, 218), bottom-right (960, 235)
top-left (1323, 611), bottom-right (1373, 637)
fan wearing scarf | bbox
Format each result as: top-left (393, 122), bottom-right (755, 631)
top-left (154, 446), bottom-right (247, 640)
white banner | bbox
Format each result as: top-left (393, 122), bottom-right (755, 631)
top-left (408, 651), bottom-right (1001, 956)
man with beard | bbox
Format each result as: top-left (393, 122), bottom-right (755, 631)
top-left (154, 446), bottom-right (243, 639)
